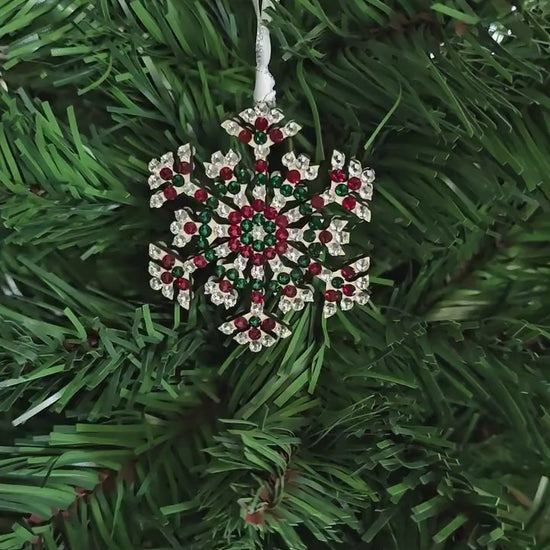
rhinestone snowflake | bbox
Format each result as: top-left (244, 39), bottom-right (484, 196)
top-left (148, 102), bottom-right (374, 352)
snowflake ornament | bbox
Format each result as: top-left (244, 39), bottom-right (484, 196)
top-left (148, 102), bottom-right (374, 352)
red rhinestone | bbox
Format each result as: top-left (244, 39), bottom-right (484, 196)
top-left (264, 247), bottom-right (276, 260)
top-left (161, 254), bottom-right (175, 269)
top-left (330, 169), bottom-right (347, 182)
top-left (264, 207), bottom-right (278, 220)
top-left (252, 253), bottom-right (265, 266)
top-left (177, 278), bottom-right (189, 290)
top-left (228, 238), bottom-right (241, 252)
top-left (178, 161), bottom-right (192, 175)
top-left (183, 222), bottom-right (197, 235)
top-left (311, 196), bottom-right (325, 210)
top-left (325, 289), bottom-right (339, 302)
top-left (254, 117), bottom-right (269, 131)
top-left (262, 318), bottom-right (276, 331)
top-left (283, 285), bottom-right (297, 297)
top-left (240, 245), bottom-right (252, 257)
top-left (348, 177), bottom-right (361, 191)
top-left (319, 230), bottom-right (333, 244)
top-left (193, 255), bottom-right (207, 268)
top-left (241, 205), bottom-right (254, 218)
top-left (234, 317), bottom-right (248, 330)
top-left (275, 241), bottom-right (288, 255)
top-left (252, 199), bottom-right (265, 212)
top-left (160, 167), bottom-right (173, 180)
top-left (254, 160), bottom-right (268, 173)
top-left (342, 284), bottom-right (356, 296)
top-left (238, 129), bottom-right (252, 144)
top-left (194, 189), bottom-right (208, 202)
top-left (342, 266), bottom-right (356, 280)
top-left (161, 272), bottom-right (174, 284)
top-left (275, 228), bottom-right (288, 241)
top-left (219, 280), bottom-right (232, 293)
top-left (286, 169), bottom-right (301, 184)
top-left (163, 186), bottom-right (177, 200)
top-left (251, 291), bottom-right (264, 303)
top-left (220, 167), bottom-right (233, 181)
top-left (228, 225), bottom-right (241, 238)
top-left (248, 327), bottom-right (262, 340)
top-left (275, 215), bottom-right (288, 228)
top-left (228, 211), bottom-right (242, 224)
top-left (269, 128), bottom-right (284, 143)
top-left (308, 262), bottom-right (322, 275)
top-left (342, 197), bottom-right (357, 210)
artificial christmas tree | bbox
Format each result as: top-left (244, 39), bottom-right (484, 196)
top-left (1, 1), bottom-right (550, 549)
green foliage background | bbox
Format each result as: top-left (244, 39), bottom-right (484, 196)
top-left (1, 0), bottom-right (550, 548)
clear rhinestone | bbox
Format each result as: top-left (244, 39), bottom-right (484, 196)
top-left (210, 292), bottom-right (224, 305)
top-left (148, 174), bottom-right (162, 189)
top-left (319, 269), bottom-right (331, 282)
top-left (148, 158), bottom-right (160, 172)
top-left (362, 168), bottom-right (376, 183)
top-left (240, 108), bottom-right (256, 123)
top-left (296, 154), bottom-right (310, 169)
top-left (175, 209), bottom-right (190, 221)
top-left (178, 294), bottom-right (190, 309)
top-left (323, 302), bottom-right (337, 318)
top-left (219, 322), bottom-right (234, 335)
top-left (261, 334), bottom-right (276, 347)
top-left (235, 256), bottom-right (247, 270)
top-left (177, 143), bottom-right (192, 159)
top-left (285, 121), bottom-right (301, 136)
top-left (255, 145), bottom-right (269, 157)
top-left (302, 289), bottom-right (314, 302)
top-left (148, 263), bottom-right (162, 277)
top-left (170, 221), bottom-right (180, 234)
top-left (269, 257), bottom-right (283, 271)
top-left (183, 260), bottom-right (195, 272)
top-left (270, 109), bottom-right (284, 123)
top-left (225, 149), bottom-right (241, 166)
top-left (282, 152), bottom-right (296, 167)
top-left (218, 244), bottom-right (231, 257)
top-left (183, 182), bottom-right (196, 195)
top-left (330, 219), bottom-right (347, 231)
top-left (327, 243), bottom-right (345, 256)
top-left (331, 150), bottom-right (345, 169)
top-left (251, 266), bottom-right (264, 279)
top-left (251, 303), bottom-right (263, 315)
top-left (173, 235), bottom-right (188, 247)
top-left (335, 231), bottom-right (350, 245)
top-left (205, 281), bottom-right (217, 293)
top-left (160, 152), bottom-right (174, 166)
top-left (271, 195), bottom-right (285, 209)
top-left (221, 120), bottom-right (240, 136)
top-left (286, 208), bottom-right (301, 222)
top-left (210, 151), bottom-right (224, 165)
top-left (348, 159), bottom-right (362, 176)
top-left (305, 165), bottom-right (319, 179)
top-left (162, 285), bottom-right (174, 299)
top-left (234, 193), bottom-right (246, 207)
top-left (215, 225), bottom-right (226, 238)
top-left (279, 299), bottom-right (292, 313)
top-left (356, 206), bottom-right (371, 221)
top-left (287, 229), bottom-right (302, 240)
top-left (224, 292), bottom-right (237, 308)
top-left (150, 194), bottom-right (164, 208)
top-left (235, 332), bottom-right (249, 344)
top-left (341, 297), bottom-right (354, 311)
top-left (149, 244), bottom-right (163, 259)
top-left (356, 292), bottom-right (370, 305)
top-left (354, 257), bottom-right (370, 272)
top-left (252, 226), bottom-right (266, 240)
top-left (275, 325), bottom-right (291, 338)
top-left (255, 102), bottom-right (270, 116)
top-left (292, 299), bottom-right (305, 311)
top-left (204, 163), bottom-right (218, 179)
top-left (359, 184), bottom-right (373, 201)
top-left (216, 203), bottom-right (231, 217)
top-left (285, 248), bottom-right (300, 261)
top-left (356, 276), bottom-right (370, 290)
top-left (252, 186), bottom-right (266, 199)
top-left (150, 278), bottom-right (162, 290)
top-left (249, 340), bottom-right (262, 352)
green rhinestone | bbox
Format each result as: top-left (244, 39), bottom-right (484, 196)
top-left (199, 224), bottom-right (211, 237)
top-left (253, 240), bottom-right (265, 252)
top-left (172, 174), bottom-right (184, 186)
top-left (277, 272), bottom-right (291, 285)
top-left (264, 234), bottom-right (276, 247)
top-left (281, 184), bottom-right (293, 197)
top-left (172, 266), bottom-right (184, 277)
top-left (299, 203), bottom-right (313, 215)
top-left (293, 186), bottom-right (308, 200)
top-left (263, 220), bottom-right (276, 233)
top-left (309, 216), bottom-right (323, 229)
top-left (226, 269), bottom-right (238, 281)
top-left (249, 316), bottom-right (261, 327)
top-left (205, 250), bottom-right (217, 262)
top-left (241, 233), bottom-right (253, 245)
top-left (215, 183), bottom-right (226, 195)
top-left (253, 213), bottom-right (264, 226)
top-left (303, 229), bottom-right (316, 242)
top-left (253, 173), bottom-right (268, 186)
top-left (241, 219), bottom-right (254, 232)
top-left (254, 131), bottom-right (267, 144)
top-left (335, 184), bottom-right (348, 196)
top-left (197, 236), bottom-right (208, 249)
top-left (215, 265), bottom-right (226, 277)
top-left (199, 211), bottom-right (212, 223)
top-left (269, 280), bottom-right (281, 291)
top-left (227, 181), bottom-right (241, 194)
top-left (332, 276), bottom-right (344, 288)
top-left (207, 196), bottom-right (219, 208)
top-left (270, 175), bottom-right (283, 188)
top-left (236, 169), bottom-right (250, 184)
top-left (298, 255), bottom-right (310, 268)
top-left (252, 279), bottom-right (263, 290)
top-left (235, 278), bottom-right (247, 289)
top-left (309, 243), bottom-right (323, 258)
top-left (290, 268), bottom-right (303, 282)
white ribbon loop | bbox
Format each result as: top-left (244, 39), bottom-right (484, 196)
top-left (253, 0), bottom-right (276, 104)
